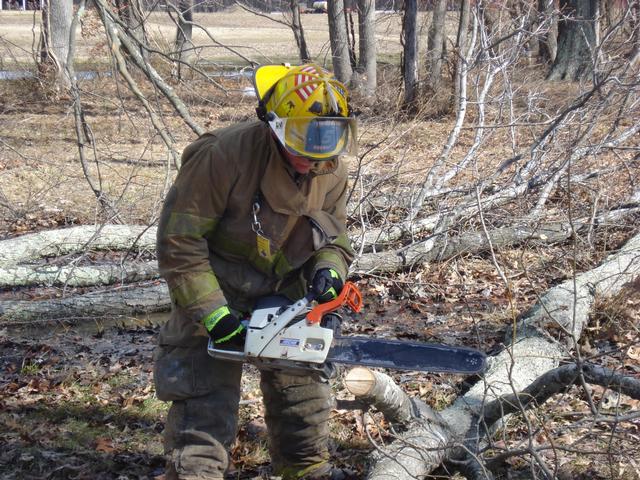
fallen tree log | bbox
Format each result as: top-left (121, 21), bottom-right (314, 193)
top-left (352, 206), bottom-right (640, 274)
top-left (0, 282), bottom-right (170, 324)
top-left (343, 367), bottom-right (456, 478)
top-left (349, 231), bottom-right (640, 479)
top-left (0, 208), bottom-right (636, 320)
top-left (0, 225), bottom-right (157, 267)
top-left (0, 261), bottom-right (159, 288)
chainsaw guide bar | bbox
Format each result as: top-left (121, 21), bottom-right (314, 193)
top-left (208, 282), bottom-right (487, 375)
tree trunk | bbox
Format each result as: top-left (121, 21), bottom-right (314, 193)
top-left (0, 262), bottom-right (159, 288)
top-left (114, 0), bottom-right (147, 59)
top-left (402, 0), bottom-right (418, 107)
top-left (346, 9), bottom-right (357, 69)
top-left (290, 0), bottom-right (311, 62)
top-left (547, 0), bottom-right (597, 80)
top-left (453, 0), bottom-right (470, 103)
top-left (632, 0), bottom-right (640, 60)
top-left (426, 0), bottom-right (447, 90)
top-left (39, 0), bottom-right (74, 89)
top-left (344, 367), bottom-right (417, 424)
top-left (174, 0), bottom-right (194, 79)
top-left (356, 0), bottom-right (377, 98)
top-left (327, 0), bottom-right (353, 83)
top-left (0, 225), bottom-right (157, 267)
top-left (352, 205), bottom-right (640, 273)
top-left (537, 0), bottom-right (558, 63)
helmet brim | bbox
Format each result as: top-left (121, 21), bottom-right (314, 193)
top-left (268, 114), bottom-right (357, 160)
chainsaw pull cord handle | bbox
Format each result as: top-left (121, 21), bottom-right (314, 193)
top-left (306, 281), bottom-right (363, 325)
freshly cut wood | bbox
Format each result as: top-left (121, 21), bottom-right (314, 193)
top-left (344, 368), bottom-right (454, 479)
top-left (344, 367), bottom-right (415, 424)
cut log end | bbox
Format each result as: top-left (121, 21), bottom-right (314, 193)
top-left (344, 366), bottom-right (377, 396)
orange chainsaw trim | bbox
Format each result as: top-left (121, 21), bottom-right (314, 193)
top-left (306, 281), bottom-right (363, 325)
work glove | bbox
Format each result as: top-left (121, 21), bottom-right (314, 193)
top-left (311, 268), bottom-right (344, 303)
top-left (203, 305), bottom-right (246, 349)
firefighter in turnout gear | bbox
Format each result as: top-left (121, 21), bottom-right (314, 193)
top-left (153, 64), bottom-right (357, 480)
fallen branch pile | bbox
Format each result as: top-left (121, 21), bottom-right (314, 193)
top-left (343, 232), bottom-right (640, 479)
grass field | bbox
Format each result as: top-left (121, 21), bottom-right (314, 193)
top-left (0, 8), bottom-right (444, 65)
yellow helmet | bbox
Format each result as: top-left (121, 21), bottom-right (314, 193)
top-left (253, 64), bottom-right (357, 160)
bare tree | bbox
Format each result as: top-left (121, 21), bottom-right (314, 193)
top-left (234, 0), bottom-right (312, 63)
top-left (174, 0), bottom-right (195, 79)
top-left (3, 3), bottom-right (640, 478)
top-left (547, 0), bottom-right (597, 80)
top-left (426, 0), bottom-right (447, 91)
top-left (327, 0), bottom-right (353, 83)
top-left (289, 0), bottom-right (311, 62)
top-left (114, 0), bottom-right (148, 57)
top-left (39, 0), bottom-right (74, 89)
top-left (453, 0), bottom-right (471, 103)
top-left (633, 0), bottom-right (640, 59)
top-left (402, 0), bottom-right (418, 106)
top-left (356, 0), bottom-right (377, 98)
top-left (537, 0), bottom-right (558, 63)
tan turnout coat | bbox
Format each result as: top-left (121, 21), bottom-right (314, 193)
top-left (156, 120), bottom-right (354, 347)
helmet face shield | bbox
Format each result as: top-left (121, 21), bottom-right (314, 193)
top-left (268, 114), bottom-right (357, 160)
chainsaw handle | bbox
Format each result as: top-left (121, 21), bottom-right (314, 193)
top-left (306, 281), bottom-right (363, 325)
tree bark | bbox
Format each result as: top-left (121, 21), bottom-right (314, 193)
top-left (547, 0), bottom-right (597, 80)
top-left (344, 367), bottom-right (417, 424)
top-left (353, 206), bottom-right (640, 273)
top-left (327, 0), bottom-right (353, 83)
top-left (39, 0), bottom-right (74, 89)
top-left (426, 0), bottom-right (447, 90)
top-left (290, 0), bottom-right (311, 62)
top-left (0, 282), bottom-right (170, 323)
top-left (114, 0), bottom-right (148, 60)
top-left (453, 0), bottom-right (470, 103)
top-left (0, 262), bottom-right (159, 288)
top-left (537, 0), bottom-right (558, 63)
top-left (174, 0), bottom-right (194, 79)
top-left (402, 0), bottom-right (418, 107)
top-left (357, 0), bottom-right (377, 98)
top-left (631, 0), bottom-right (640, 60)
top-left (0, 225), bottom-right (157, 267)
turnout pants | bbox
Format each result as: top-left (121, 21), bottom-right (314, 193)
top-left (153, 338), bottom-right (333, 480)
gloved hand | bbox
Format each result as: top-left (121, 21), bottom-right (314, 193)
top-left (203, 305), bottom-right (246, 348)
top-left (311, 268), bottom-right (344, 303)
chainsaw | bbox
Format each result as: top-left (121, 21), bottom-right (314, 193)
top-left (207, 282), bottom-right (487, 375)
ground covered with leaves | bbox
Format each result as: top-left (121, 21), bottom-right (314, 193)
top-left (1, 270), bottom-right (638, 479)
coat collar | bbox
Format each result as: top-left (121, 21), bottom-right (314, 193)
top-left (260, 129), bottom-right (338, 215)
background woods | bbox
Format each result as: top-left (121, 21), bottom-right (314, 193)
top-left (0, 0), bottom-right (639, 479)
